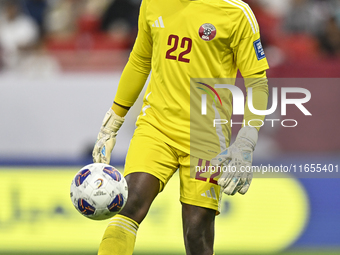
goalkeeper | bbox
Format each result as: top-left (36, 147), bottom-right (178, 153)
top-left (92, 0), bottom-right (269, 254)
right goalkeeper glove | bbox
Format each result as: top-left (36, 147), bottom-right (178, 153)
top-left (92, 108), bottom-right (124, 164)
top-left (211, 126), bottom-right (258, 195)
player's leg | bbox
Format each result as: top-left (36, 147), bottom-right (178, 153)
top-left (98, 172), bottom-right (160, 255)
top-left (182, 203), bottom-right (216, 255)
top-left (98, 128), bottom-right (179, 255)
top-left (119, 172), bottom-right (160, 223)
top-left (179, 154), bottom-right (222, 255)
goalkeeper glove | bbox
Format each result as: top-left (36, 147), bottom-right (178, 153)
top-left (92, 108), bottom-right (124, 164)
top-left (211, 126), bottom-right (258, 196)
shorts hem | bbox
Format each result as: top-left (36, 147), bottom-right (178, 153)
top-left (180, 196), bottom-right (220, 214)
top-left (123, 168), bottom-right (166, 192)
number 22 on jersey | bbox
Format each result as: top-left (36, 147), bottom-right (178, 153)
top-left (165, 34), bottom-right (192, 63)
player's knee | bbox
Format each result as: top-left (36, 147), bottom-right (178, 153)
top-left (185, 227), bottom-right (202, 244)
top-left (184, 228), bottom-right (213, 255)
top-left (182, 204), bottom-right (215, 255)
top-left (119, 188), bottom-right (152, 224)
top-left (119, 172), bottom-right (160, 223)
top-left (184, 217), bottom-right (214, 254)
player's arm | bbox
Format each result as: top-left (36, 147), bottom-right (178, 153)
top-left (92, 0), bottom-right (152, 164)
top-left (216, 71), bottom-right (268, 194)
top-left (212, 72), bottom-right (268, 195)
top-left (212, 8), bottom-right (269, 195)
top-left (243, 70), bottom-right (269, 130)
top-left (212, 74), bottom-right (268, 195)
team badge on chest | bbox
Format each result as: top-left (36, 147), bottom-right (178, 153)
top-left (199, 23), bottom-right (216, 41)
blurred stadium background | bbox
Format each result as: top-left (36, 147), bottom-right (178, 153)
top-left (0, 0), bottom-right (339, 254)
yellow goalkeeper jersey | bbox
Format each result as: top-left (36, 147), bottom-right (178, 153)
top-left (114, 0), bottom-right (269, 160)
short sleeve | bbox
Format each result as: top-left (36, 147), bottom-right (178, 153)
top-left (231, 5), bottom-right (269, 77)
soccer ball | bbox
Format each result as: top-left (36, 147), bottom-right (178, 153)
top-left (70, 163), bottom-right (128, 220)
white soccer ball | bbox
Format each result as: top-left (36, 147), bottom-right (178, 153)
top-left (70, 163), bottom-right (128, 220)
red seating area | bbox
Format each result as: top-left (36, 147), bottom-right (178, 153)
top-left (44, 3), bottom-right (340, 75)
top-left (45, 14), bottom-right (133, 71)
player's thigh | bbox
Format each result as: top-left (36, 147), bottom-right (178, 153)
top-left (121, 131), bottom-right (179, 222)
top-left (120, 172), bottom-right (160, 224)
top-left (124, 131), bottom-right (179, 189)
top-left (179, 155), bottom-right (222, 214)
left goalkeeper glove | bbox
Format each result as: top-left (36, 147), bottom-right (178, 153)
top-left (211, 126), bottom-right (258, 196)
top-left (92, 108), bottom-right (124, 164)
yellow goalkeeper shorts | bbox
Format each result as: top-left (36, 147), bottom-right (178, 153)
top-left (124, 123), bottom-right (222, 213)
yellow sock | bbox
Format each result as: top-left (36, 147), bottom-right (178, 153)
top-left (98, 214), bottom-right (139, 255)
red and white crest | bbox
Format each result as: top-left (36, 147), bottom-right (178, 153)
top-left (199, 23), bottom-right (216, 41)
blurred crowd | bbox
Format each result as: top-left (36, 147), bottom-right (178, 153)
top-left (0, 0), bottom-right (140, 73)
top-left (0, 0), bottom-right (339, 73)
top-left (250, 0), bottom-right (340, 66)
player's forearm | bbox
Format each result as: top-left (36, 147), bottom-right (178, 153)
top-left (243, 71), bottom-right (269, 131)
top-left (112, 52), bottom-right (151, 116)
